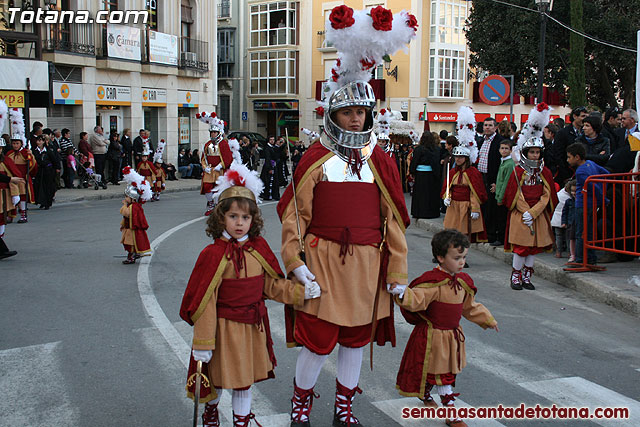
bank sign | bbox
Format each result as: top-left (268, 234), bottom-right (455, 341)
top-left (142, 88), bottom-right (167, 107)
top-left (106, 24), bottom-right (141, 61)
top-left (96, 84), bottom-right (131, 106)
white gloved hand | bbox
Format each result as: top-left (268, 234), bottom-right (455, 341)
top-left (470, 212), bottom-right (480, 220)
top-left (12, 196), bottom-right (20, 206)
top-left (444, 198), bottom-right (451, 207)
top-left (161, 183), bottom-right (165, 188)
top-left (304, 281), bottom-right (321, 299)
top-left (192, 350), bottom-right (212, 363)
top-left (293, 265), bottom-right (315, 285)
top-left (386, 283), bottom-right (407, 299)
top-left (214, 164), bottom-right (223, 171)
top-left (204, 167), bottom-right (212, 174)
top-left (522, 211), bottom-right (533, 226)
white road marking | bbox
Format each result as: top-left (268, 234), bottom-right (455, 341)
top-left (0, 341), bottom-right (79, 427)
top-left (519, 376), bottom-right (640, 426)
top-left (137, 213), bottom-right (289, 425)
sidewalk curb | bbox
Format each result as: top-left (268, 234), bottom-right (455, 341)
top-left (414, 219), bottom-right (640, 318)
top-left (54, 184), bottom-right (202, 204)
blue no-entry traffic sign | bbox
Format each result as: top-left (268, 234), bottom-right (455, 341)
top-left (479, 75), bottom-right (510, 106)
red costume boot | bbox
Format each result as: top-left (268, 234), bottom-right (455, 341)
top-left (204, 200), bottom-right (214, 216)
top-left (233, 412), bottom-right (261, 427)
top-left (333, 380), bottom-right (362, 426)
top-left (290, 379), bottom-right (318, 427)
top-left (521, 266), bottom-right (535, 290)
top-left (510, 268), bottom-right (522, 290)
top-left (17, 209), bottom-right (27, 224)
top-left (418, 384), bottom-right (438, 408)
top-left (440, 393), bottom-right (467, 427)
top-left (202, 401), bottom-right (220, 427)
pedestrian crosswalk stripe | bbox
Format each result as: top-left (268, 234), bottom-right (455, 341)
top-left (0, 341), bottom-right (79, 427)
top-left (372, 397), bottom-right (508, 426)
top-left (519, 376), bottom-right (640, 426)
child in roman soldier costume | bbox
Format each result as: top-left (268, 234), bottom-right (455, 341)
top-left (503, 103), bottom-right (558, 290)
top-left (119, 167), bottom-right (152, 264)
top-left (277, 5), bottom-right (417, 426)
top-left (152, 139), bottom-right (166, 201)
top-left (5, 108), bottom-right (36, 224)
top-left (393, 229), bottom-right (498, 427)
top-left (136, 149), bottom-right (156, 188)
top-left (441, 106), bottom-right (487, 244)
top-left (0, 101), bottom-right (20, 245)
top-left (197, 112), bottom-right (234, 216)
top-left (180, 162), bottom-right (320, 427)
top-left (375, 108), bottom-right (394, 158)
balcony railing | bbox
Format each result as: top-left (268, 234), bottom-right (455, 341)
top-left (43, 24), bottom-right (95, 56)
top-left (180, 37), bottom-right (208, 71)
top-left (218, 0), bottom-right (231, 19)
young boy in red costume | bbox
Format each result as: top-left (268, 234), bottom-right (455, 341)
top-left (119, 167), bottom-right (152, 264)
top-left (136, 150), bottom-right (156, 188)
top-left (5, 135), bottom-right (36, 223)
top-left (180, 163), bottom-right (320, 427)
top-left (504, 103), bottom-right (558, 290)
top-left (151, 139), bottom-right (167, 201)
top-left (392, 229), bottom-right (498, 427)
top-left (441, 107), bottom-right (488, 247)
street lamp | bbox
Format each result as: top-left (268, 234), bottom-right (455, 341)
top-left (535, 0), bottom-right (552, 103)
top-left (383, 55), bottom-right (398, 82)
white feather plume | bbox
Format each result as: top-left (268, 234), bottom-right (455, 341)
top-left (227, 138), bottom-right (242, 164)
top-left (320, 6), bottom-right (418, 106)
top-left (514, 103), bottom-right (552, 162)
top-left (122, 166), bottom-right (153, 202)
top-left (153, 139), bottom-right (166, 163)
top-left (9, 107), bottom-right (26, 147)
top-left (455, 106), bottom-right (478, 164)
top-left (213, 162), bottom-right (264, 204)
top-left (301, 127), bottom-right (320, 142)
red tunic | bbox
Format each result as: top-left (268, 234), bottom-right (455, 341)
top-left (4, 149), bottom-right (37, 203)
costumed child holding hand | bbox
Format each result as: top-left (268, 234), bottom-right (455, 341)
top-left (119, 167), bottom-right (152, 264)
top-left (441, 107), bottom-right (488, 248)
top-left (391, 229), bottom-right (498, 427)
top-left (179, 163), bottom-right (321, 427)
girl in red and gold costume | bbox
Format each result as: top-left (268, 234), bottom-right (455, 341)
top-left (196, 112), bottom-right (234, 216)
top-left (119, 167), bottom-right (152, 264)
top-left (393, 229), bottom-right (498, 427)
top-left (504, 103), bottom-right (558, 290)
top-left (441, 107), bottom-right (487, 246)
top-left (180, 163), bottom-right (320, 427)
top-left (136, 150), bottom-right (156, 187)
top-left (277, 5), bottom-right (417, 426)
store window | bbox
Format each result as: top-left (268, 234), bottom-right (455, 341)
top-left (250, 1), bottom-right (297, 47)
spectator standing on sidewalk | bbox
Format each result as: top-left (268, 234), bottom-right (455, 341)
top-left (493, 139), bottom-right (514, 246)
top-left (32, 135), bottom-right (57, 210)
top-left (616, 109), bottom-right (638, 147)
top-left (565, 143), bottom-right (609, 266)
top-left (121, 128), bottom-right (133, 171)
top-left (551, 106), bottom-right (588, 185)
top-left (89, 126), bottom-right (108, 182)
top-left (601, 107), bottom-right (622, 153)
top-left (561, 180), bottom-right (577, 262)
top-left (106, 132), bottom-right (123, 185)
top-left (476, 117), bottom-right (505, 246)
top-left (550, 180), bottom-right (571, 259)
top-left (574, 116), bottom-right (610, 167)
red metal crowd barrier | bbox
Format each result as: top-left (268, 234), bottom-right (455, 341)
top-left (565, 172), bottom-right (640, 273)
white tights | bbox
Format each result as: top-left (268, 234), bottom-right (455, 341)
top-left (206, 387), bottom-right (252, 416)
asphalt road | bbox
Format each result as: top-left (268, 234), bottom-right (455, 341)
top-left (1, 190), bottom-right (639, 427)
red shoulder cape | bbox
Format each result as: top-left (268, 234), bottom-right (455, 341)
top-left (440, 166), bottom-right (487, 204)
top-left (131, 203), bottom-right (150, 253)
top-left (203, 139), bottom-right (233, 169)
top-left (136, 160), bottom-right (157, 175)
top-left (179, 236), bottom-right (284, 325)
top-left (277, 142), bottom-right (410, 229)
top-left (400, 269), bottom-right (476, 325)
top-left (4, 150), bottom-right (36, 202)
top-left (503, 166), bottom-right (558, 213)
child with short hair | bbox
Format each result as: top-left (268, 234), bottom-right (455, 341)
top-left (180, 164), bottom-right (320, 427)
top-left (561, 180), bottom-right (577, 262)
top-left (120, 167), bottom-right (152, 264)
top-left (392, 229), bottom-right (498, 427)
top-left (136, 151), bottom-right (156, 188)
top-left (565, 143), bottom-right (609, 266)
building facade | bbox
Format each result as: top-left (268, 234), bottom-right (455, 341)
top-left (1, 0), bottom-right (217, 164)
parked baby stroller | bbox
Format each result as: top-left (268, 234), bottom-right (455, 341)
top-left (76, 153), bottom-right (107, 190)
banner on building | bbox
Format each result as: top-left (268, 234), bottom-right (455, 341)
top-left (0, 90), bottom-right (25, 107)
top-left (179, 116), bottom-right (190, 145)
top-left (106, 24), bottom-right (141, 61)
top-left (149, 30), bottom-right (178, 66)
